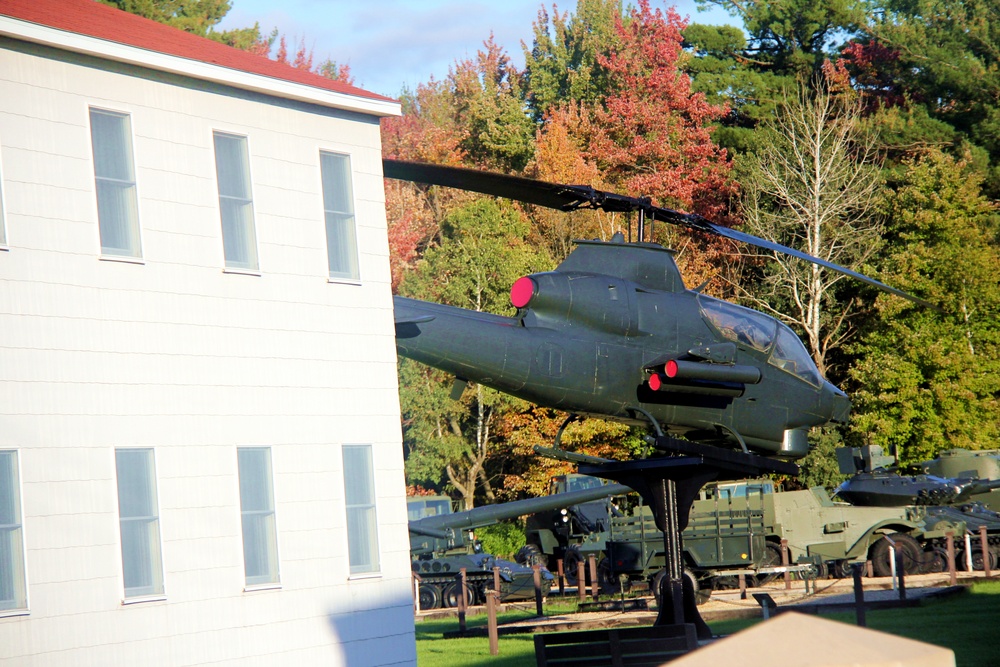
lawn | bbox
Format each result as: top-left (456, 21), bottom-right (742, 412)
top-left (416, 581), bottom-right (1000, 667)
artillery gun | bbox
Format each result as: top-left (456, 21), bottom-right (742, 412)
top-left (408, 481), bottom-right (629, 609)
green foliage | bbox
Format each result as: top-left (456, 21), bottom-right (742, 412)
top-left (100, 0), bottom-right (230, 35)
top-left (398, 199), bottom-right (553, 507)
top-left (475, 521), bottom-right (524, 560)
top-left (523, 0), bottom-right (622, 121)
top-left (869, 0), bottom-right (1000, 192)
top-left (795, 427), bottom-right (849, 491)
top-left (848, 150), bottom-right (1000, 465)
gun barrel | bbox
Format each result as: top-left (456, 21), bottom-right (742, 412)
top-left (409, 482), bottom-right (631, 535)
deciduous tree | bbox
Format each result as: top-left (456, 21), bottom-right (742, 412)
top-left (735, 80), bottom-right (883, 377)
top-left (398, 199), bottom-right (552, 508)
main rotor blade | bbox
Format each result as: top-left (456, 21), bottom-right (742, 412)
top-left (384, 159), bottom-right (622, 211)
top-left (383, 159), bottom-right (936, 310)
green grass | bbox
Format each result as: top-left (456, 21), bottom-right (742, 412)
top-left (416, 581), bottom-right (1000, 667)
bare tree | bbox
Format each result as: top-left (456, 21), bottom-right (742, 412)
top-left (736, 80), bottom-right (884, 377)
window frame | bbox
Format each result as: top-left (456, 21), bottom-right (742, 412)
top-left (236, 446), bottom-right (281, 590)
top-left (318, 150), bottom-right (361, 283)
top-left (342, 444), bottom-right (380, 576)
top-left (0, 136), bottom-right (8, 250)
top-left (0, 449), bottom-right (28, 616)
top-left (114, 447), bottom-right (165, 603)
top-left (88, 106), bottom-right (144, 262)
top-left (212, 130), bottom-right (260, 273)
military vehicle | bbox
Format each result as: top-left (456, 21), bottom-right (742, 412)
top-left (834, 445), bottom-right (1000, 507)
top-left (519, 474), bottom-right (778, 595)
top-left (408, 481), bottom-right (629, 609)
top-left (834, 446), bottom-right (1000, 571)
top-left (386, 159), bottom-right (934, 463)
top-left (920, 449), bottom-right (1000, 511)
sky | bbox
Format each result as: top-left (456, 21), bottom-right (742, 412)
top-left (218, 0), bottom-right (737, 98)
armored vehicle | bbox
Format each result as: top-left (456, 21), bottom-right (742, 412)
top-left (834, 446), bottom-right (1000, 571)
top-left (920, 449), bottom-right (1000, 511)
top-left (834, 446), bottom-right (1000, 507)
top-left (408, 481), bottom-right (628, 609)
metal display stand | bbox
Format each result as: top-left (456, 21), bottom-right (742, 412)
top-left (579, 436), bottom-right (798, 639)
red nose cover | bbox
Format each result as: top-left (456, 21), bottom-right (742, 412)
top-left (648, 373), bottom-right (662, 391)
top-left (510, 276), bottom-right (535, 308)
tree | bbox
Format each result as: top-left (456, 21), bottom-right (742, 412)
top-left (735, 79), bottom-right (884, 377)
top-left (101, 0), bottom-right (230, 35)
top-left (523, 0), bottom-right (622, 122)
top-left (848, 151), bottom-right (1000, 465)
top-left (451, 37), bottom-right (536, 172)
top-left (398, 199), bottom-right (552, 509)
top-left (866, 0), bottom-right (1000, 192)
top-left (587, 0), bottom-right (736, 289)
top-left (697, 0), bottom-right (867, 80)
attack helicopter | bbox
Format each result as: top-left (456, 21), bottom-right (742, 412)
top-left (386, 159), bottom-right (931, 461)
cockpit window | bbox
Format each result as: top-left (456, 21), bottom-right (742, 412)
top-left (769, 325), bottom-right (821, 386)
top-left (698, 296), bottom-right (776, 352)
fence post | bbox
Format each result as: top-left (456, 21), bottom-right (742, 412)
top-left (557, 558), bottom-right (565, 596)
top-left (577, 559), bottom-right (586, 603)
top-left (781, 539), bottom-right (791, 591)
top-left (457, 568), bottom-right (467, 634)
top-left (533, 564), bottom-right (544, 616)
top-left (588, 554), bottom-right (599, 601)
top-left (486, 590), bottom-right (499, 656)
top-left (980, 526), bottom-right (991, 577)
top-left (946, 531), bottom-right (957, 586)
top-left (852, 562), bottom-right (866, 628)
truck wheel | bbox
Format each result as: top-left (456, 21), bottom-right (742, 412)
top-left (597, 557), bottom-right (631, 595)
top-left (442, 581), bottom-right (475, 608)
top-left (871, 533), bottom-right (923, 577)
top-left (753, 542), bottom-right (783, 586)
top-left (563, 545), bottom-right (587, 587)
top-left (516, 544), bottom-right (547, 568)
top-left (418, 583), bottom-right (441, 610)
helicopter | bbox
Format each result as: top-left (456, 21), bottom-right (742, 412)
top-left (386, 159), bottom-right (932, 461)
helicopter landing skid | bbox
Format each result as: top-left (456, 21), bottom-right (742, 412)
top-left (578, 437), bottom-right (798, 639)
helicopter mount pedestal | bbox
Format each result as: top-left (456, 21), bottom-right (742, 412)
top-left (579, 436), bottom-right (799, 640)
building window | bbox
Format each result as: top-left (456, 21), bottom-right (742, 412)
top-left (237, 448), bottom-right (279, 586)
top-left (0, 451), bottom-right (27, 612)
top-left (0, 146), bottom-right (7, 247)
top-left (320, 152), bottom-right (359, 281)
top-left (213, 132), bottom-right (258, 270)
top-left (343, 445), bottom-right (379, 574)
top-left (90, 108), bottom-right (141, 257)
top-left (115, 448), bottom-right (164, 599)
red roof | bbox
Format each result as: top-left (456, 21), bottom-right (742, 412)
top-left (0, 0), bottom-right (395, 105)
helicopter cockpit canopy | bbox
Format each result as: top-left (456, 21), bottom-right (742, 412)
top-left (698, 296), bottom-right (821, 387)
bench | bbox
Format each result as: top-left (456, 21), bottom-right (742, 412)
top-left (534, 624), bottom-right (699, 667)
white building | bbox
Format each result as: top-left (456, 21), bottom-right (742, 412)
top-left (0, 0), bottom-right (414, 664)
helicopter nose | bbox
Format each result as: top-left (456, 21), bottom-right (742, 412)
top-left (821, 381), bottom-right (851, 423)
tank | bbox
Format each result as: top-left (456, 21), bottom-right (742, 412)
top-left (920, 449), bottom-right (1000, 511)
top-left (834, 446), bottom-right (1000, 507)
top-left (408, 481), bottom-right (629, 609)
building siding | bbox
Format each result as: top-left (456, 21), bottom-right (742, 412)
top-left (0, 38), bottom-right (414, 666)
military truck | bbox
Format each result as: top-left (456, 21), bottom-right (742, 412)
top-left (520, 474), bottom-right (780, 596)
top-left (408, 481), bottom-right (629, 609)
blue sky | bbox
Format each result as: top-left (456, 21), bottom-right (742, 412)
top-left (218, 1), bottom-right (737, 98)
